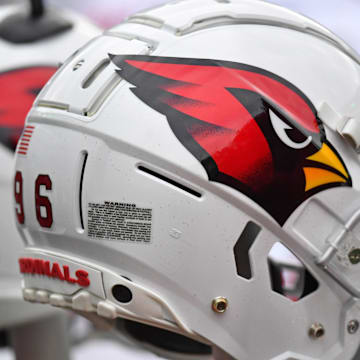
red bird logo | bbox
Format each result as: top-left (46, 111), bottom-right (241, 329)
top-left (110, 55), bottom-right (351, 225)
top-left (0, 66), bottom-right (57, 151)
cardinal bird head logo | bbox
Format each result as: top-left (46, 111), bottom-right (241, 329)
top-left (110, 55), bottom-right (352, 226)
top-left (0, 66), bottom-right (56, 151)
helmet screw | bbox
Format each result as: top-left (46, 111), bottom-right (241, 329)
top-left (309, 323), bottom-right (325, 339)
top-left (348, 249), bottom-right (360, 265)
top-left (347, 320), bottom-right (359, 334)
top-left (212, 297), bottom-right (228, 313)
top-left (73, 59), bottom-right (84, 71)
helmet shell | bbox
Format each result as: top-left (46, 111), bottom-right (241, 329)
top-left (14, 1), bottom-right (360, 359)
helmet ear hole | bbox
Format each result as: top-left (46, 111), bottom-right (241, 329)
top-left (268, 243), bottom-right (319, 301)
top-left (112, 285), bottom-right (133, 303)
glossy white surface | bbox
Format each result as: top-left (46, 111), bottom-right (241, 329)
top-left (15, 0), bottom-right (360, 359)
top-left (2, 0), bottom-right (360, 359)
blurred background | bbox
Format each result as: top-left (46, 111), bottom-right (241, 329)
top-left (0, 0), bottom-right (359, 359)
top-left (45, 0), bottom-right (360, 52)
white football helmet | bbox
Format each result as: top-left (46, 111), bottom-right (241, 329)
top-left (0, 0), bottom-right (99, 357)
top-left (14, 0), bottom-right (360, 359)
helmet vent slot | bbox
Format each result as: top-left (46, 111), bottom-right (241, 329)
top-left (82, 59), bottom-right (111, 89)
top-left (137, 166), bottom-right (202, 198)
top-left (233, 221), bottom-right (261, 279)
top-left (127, 16), bottom-right (164, 29)
top-left (268, 243), bottom-right (319, 301)
top-left (78, 151), bottom-right (88, 231)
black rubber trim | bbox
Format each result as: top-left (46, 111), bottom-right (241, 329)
top-left (79, 152), bottom-right (88, 230)
top-left (138, 166), bottom-right (202, 198)
top-left (123, 320), bottom-right (212, 354)
top-left (233, 221), bottom-right (261, 279)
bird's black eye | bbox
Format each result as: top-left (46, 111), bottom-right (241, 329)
top-left (269, 110), bottom-right (312, 149)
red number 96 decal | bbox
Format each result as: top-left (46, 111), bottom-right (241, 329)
top-left (15, 171), bottom-right (53, 228)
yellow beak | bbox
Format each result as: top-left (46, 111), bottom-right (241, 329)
top-left (303, 143), bottom-right (350, 192)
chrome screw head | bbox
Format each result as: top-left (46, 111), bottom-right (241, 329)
top-left (309, 323), bottom-right (325, 339)
top-left (73, 59), bottom-right (84, 71)
top-left (212, 297), bottom-right (228, 313)
top-left (349, 248), bottom-right (360, 265)
top-left (348, 320), bottom-right (359, 334)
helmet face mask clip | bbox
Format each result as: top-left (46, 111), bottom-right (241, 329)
top-left (13, 1), bottom-right (360, 359)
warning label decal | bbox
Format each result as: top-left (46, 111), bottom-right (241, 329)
top-left (88, 201), bottom-right (152, 243)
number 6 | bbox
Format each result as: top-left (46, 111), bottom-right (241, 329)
top-left (35, 175), bottom-right (53, 228)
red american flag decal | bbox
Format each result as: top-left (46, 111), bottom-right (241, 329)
top-left (17, 125), bottom-right (34, 156)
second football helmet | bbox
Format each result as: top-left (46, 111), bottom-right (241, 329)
top-left (0, 1), bottom-right (99, 358)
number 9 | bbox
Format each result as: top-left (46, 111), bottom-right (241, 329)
top-left (14, 171), bottom-right (25, 224)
